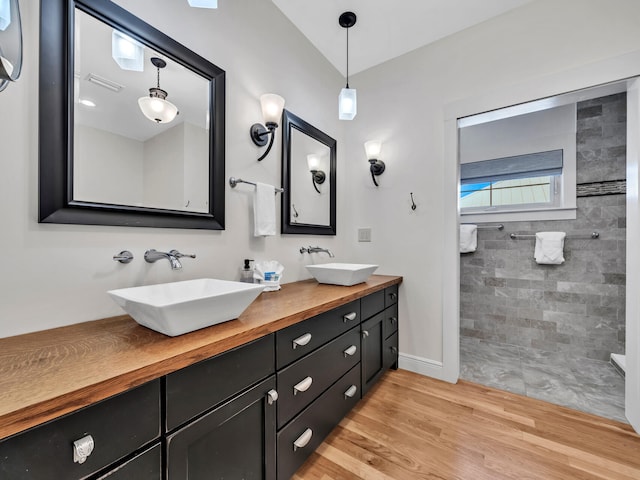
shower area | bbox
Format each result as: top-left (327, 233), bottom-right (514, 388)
top-left (459, 91), bottom-right (627, 422)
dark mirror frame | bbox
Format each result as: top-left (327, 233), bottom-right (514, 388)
top-left (281, 110), bottom-right (337, 235)
top-left (39, 0), bottom-right (226, 229)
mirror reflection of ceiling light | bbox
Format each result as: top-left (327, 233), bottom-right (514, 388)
top-left (138, 57), bottom-right (179, 124)
top-left (0, 0), bottom-right (22, 92)
top-left (187, 0), bottom-right (218, 8)
top-left (79, 98), bottom-right (96, 107)
top-left (111, 30), bottom-right (144, 71)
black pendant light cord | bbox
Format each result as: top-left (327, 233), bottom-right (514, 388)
top-left (346, 27), bottom-right (349, 88)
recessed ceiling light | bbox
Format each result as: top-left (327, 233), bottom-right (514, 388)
top-left (79, 98), bottom-right (96, 107)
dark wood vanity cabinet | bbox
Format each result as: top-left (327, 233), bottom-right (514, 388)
top-left (0, 283), bottom-right (400, 480)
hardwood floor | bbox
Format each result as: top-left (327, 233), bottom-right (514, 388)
top-left (293, 369), bottom-right (640, 480)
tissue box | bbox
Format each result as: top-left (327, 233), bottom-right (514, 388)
top-left (254, 260), bottom-right (284, 291)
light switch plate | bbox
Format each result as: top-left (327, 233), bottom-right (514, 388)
top-left (358, 228), bottom-right (372, 242)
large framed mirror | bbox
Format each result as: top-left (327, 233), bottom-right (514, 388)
top-left (39, 0), bottom-right (226, 229)
top-left (281, 110), bottom-right (336, 235)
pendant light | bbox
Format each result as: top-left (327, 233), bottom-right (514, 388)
top-left (338, 11), bottom-right (357, 120)
top-left (138, 57), bottom-right (179, 124)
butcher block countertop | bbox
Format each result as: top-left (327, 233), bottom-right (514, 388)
top-left (0, 275), bottom-right (401, 440)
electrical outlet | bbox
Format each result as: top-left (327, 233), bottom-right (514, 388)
top-left (358, 228), bottom-right (372, 242)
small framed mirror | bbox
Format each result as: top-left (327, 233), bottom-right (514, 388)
top-left (281, 110), bottom-right (336, 235)
top-left (39, 0), bottom-right (225, 229)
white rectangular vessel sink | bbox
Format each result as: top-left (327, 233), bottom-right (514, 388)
top-left (108, 278), bottom-right (265, 337)
top-left (305, 263), bottom-right (378, 286)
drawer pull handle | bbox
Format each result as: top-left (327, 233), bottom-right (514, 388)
top-left (361, 330), bottom-right (369, 339)
top-left (293, 428), bottom-right (313, 451)
top-left (344, 385), bottom-right (358, 399)
top-left (391, 346), bottom-right (398, 354)
top-left (292, 333), bottom-right (312, 349)
top-left (266, 389), bottom-right (278, 405)
top-left (389, 316), bottom-right (398, 325)
top-left (73, 434), bottom-right (95, 464)
top-left (343, 345), bottom-right (357, 357)
top-left (389, 292), bottom-right (398, 301)
top-left (294, 376), bottom-right (313, 395)
top-left (343, 312), bottom-right (357, 322)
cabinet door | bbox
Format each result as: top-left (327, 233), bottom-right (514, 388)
top-left (360, 312), bottom-right (385, 397)
top-left (166, 376), bottom-right (277, 480)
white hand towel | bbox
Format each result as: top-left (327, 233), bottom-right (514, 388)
top-left (534, 231), bottom-right (566, 264)
top-left (253, 183), bottom-right (276, 236)
top-left (459, 224), bottom-right (477, 253)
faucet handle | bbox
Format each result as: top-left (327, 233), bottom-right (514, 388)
top-left (169, 249), bottom-right (196, 259)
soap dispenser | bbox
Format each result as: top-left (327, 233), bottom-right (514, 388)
top-left (240, 259), bottom-right (255, 283)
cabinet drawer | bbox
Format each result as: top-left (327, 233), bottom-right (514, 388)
top-left (361, 289), bottom-right (385, 320)
top-left (96, 443), bottom-right (161, 480)
top-left (384, 331), bottom-right (399, 370)
top-left (383, 303), bottom-right (398, 339)
top-left (276, 300), bottom-right (360, 369)
top-left (385, 284), bottom-right (399, 308)
top-left (166, 334), bottom-right (275, 431)
top-left (277, 364), bottom-right (360, 480)
top-left (277, 327), bottom-right (360, 428)
top-left (0, 379), bottom-right (161, 480)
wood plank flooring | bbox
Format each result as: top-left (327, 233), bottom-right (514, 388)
top-left (293, 369), bottom-right (640, 480)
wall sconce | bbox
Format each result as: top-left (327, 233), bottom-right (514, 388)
top-left (307, 154), bottom-right (326, 193)
top-left (364, 140), bottom-right (386, 187)
top-left (138, 57), bottom-right (179, 124)
top-left (250, 93), bottom-right (285, 161)
top-left (0, 0), bottom-right (23, 92)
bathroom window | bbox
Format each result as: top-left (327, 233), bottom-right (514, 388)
top-left (459, 149), bottom-right (574, 221)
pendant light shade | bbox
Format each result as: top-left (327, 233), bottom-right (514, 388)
top-left (138, 57), bottom-right (179, 124)
top-left (338, 87), bottom-right (357, 120)
top-left (338, 11), bottom-right (357, 120)
top-left (0, 0), bottom-right (23, 92)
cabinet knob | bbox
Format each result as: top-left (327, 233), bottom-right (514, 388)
top-left (293, 428), bottom-right (313, 451)
top-left (391, 346), bottom-right (398, 354)
top-left (343, 345), bottom-right (357, 357)
top-left (344, 385), bottom-right (358, 399)
top-left (343, 312), bottom-right (357, 323)
top-left (72, 434), bottom-right (95, 464)
top-left (389, 292), bottom-right (398, 301)
top-left (266, 389), bottom-right (278, 405)
top-left (361, 330), bottom-right (369, 339)
top-left (292, 333), bottom-right (312, 350)
top-left (293, 376), bottom-right (313, 395)
top-left (389, 316), bottom-right (398, 325)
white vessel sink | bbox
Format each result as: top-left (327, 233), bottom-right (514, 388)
top-left (108, 278), bottom-right (265, 337)
top-left (305, 263), bottom-right (378, 286)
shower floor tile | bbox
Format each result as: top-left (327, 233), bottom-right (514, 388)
top-left (460, 339), bottom-right (627, 423)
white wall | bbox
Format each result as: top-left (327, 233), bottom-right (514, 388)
top-left (143, 123), bottom-right (185, 210)
top-left (343, 0), bottom-right (640, 378)
top-left (0, 0), bottom-right (345, 338)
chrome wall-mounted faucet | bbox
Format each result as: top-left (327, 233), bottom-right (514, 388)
top-left (144, 249), bottom-right (196, 270)
top-left (300, 246), bottom-right (335, 258)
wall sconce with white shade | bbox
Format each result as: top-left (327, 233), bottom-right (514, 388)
top-left (338, 11), bottom-right (357, 120)
top-left (307, 154), bottom-right (326, 193)
top-left (250, 93), bottom-right (285, 161)
top-left (0, 0), bottom-right (23, 92)
top-left (138, 57), bottom-right (179, 124)
top-left (187, 0), bottom-right (217, 8)
top-left (364, 140), bottom-right (386, 187)
top-left (112, 30), bottom-right (144, 71)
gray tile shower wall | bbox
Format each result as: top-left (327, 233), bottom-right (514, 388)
top-left (460, 93), bottom-right (626, 361)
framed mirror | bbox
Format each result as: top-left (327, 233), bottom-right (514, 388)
top-left (281, 110), bottom-right (336, 235)
top-left (39, 0), bottom-right (226, 229)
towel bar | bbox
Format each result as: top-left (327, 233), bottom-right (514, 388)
top-left (229, 177), bottom-right (284, 193)
top-left (510, 232), bottom-right (599, 240)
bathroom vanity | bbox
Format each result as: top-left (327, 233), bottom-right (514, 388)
top-left (0, 275), bottom-right (401, 479)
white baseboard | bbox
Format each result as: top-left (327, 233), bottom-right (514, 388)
top-left (398, 352), bottom-right (453, 382)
